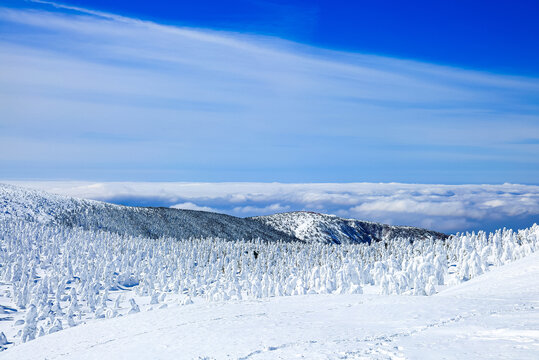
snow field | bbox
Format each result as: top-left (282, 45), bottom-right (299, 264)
top-left (0, 219), bottom-right (537, 352)
top-left (3, 252), bottom-right (539, 359)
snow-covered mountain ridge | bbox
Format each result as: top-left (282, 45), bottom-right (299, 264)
top-left (252, 211), bottom-right (447, 244)
top-left (0, 184), bottom-right (296, 242)
top-left (0, 183), bottom-right (445, 244)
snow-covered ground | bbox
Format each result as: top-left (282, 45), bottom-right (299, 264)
top-left (2, 252), bottom-right (539, 359)
top-left (0, 184), bottom-right (538, 359)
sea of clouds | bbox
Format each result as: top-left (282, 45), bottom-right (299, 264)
top-left (5, 181), bottom-right (538, 233)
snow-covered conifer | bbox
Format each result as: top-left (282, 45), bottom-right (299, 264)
top-left (48, 319), bottom-right (63, 334)
top-left (128, 298), bottom-right (140, 314)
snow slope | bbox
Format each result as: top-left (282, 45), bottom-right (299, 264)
top-left (1, 184), bottom-right (446, 244)
top-left (0, 184), bottom-right (296, 242)
top-left (252, 211), bottom-right (447, 244)
top-left (1, 209), bottom-right (535, 354)
top-left (3, 252), bottom-right (538, 360)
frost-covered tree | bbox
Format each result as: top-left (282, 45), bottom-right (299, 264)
top-left (0, 217), bottom-right (537, 347)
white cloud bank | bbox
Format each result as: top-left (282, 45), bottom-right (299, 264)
top-left (5, 181), bottom-right (538, 233)
top-left (170, 202), bottom-right (218, 213)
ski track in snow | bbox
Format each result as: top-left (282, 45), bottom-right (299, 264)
top-left (234, 303), bottom-right (536, 360)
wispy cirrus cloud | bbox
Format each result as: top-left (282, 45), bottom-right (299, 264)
top-left (0, 2), bottom-right (538, 182)
top-left (5, 181), bottom-right (538, 233)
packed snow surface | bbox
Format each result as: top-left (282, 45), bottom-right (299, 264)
top-left (3, 253), bottom-right (539, 359)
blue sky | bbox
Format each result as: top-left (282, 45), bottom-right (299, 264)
top-left (7, 0), bottom-right (539, 75)
top-left (6, 1), bottom-right (539, 73)
top-left (0, 1), bottom-right (538, 231)
top-left (1, 0), bottom-right (538, 184)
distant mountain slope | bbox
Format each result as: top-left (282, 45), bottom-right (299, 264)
top-left (251, 211), bottom-right (447, 244)
top-left (0, 184), bottom-right (296, 242)
top-left (1, 184), bottom-right (445, 244)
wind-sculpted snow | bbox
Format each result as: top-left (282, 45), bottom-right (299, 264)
top-left (252, 211), bottom-right (447, 244)
top-left (0, 184), bottom-right (296, 242)
top-left (0, 215), bottom-right (537, 351)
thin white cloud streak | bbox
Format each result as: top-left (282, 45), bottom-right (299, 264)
top-left (1, 3), bottom-right (539, 182)
top-left (170, 202), bottom-right (218, 213)
top-left (4, 181), bottom-right (538, 233)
